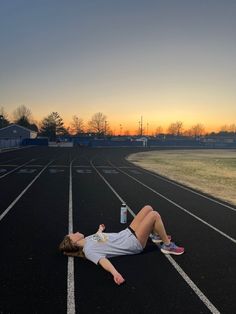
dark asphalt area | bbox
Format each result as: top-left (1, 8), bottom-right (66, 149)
top-left (0, 147), bottom-right (235, 314)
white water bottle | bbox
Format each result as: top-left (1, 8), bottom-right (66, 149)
top-left (120, 203), bottom-right (127, 224)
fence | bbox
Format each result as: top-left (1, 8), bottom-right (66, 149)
top-left (0, 138), bottom-right (21, 150)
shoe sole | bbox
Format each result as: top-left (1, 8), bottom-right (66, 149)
top-left (151, 239), bottom-right (162, 243)
top-left (160, 248), bottom-right (184, 255)
top-left (151, 235), bottom-right (171, 244)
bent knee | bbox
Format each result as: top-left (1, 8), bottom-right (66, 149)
top-left (149, 210), bottom-right (161, 220)
top-left (143, 205), bottom-right (153, 212)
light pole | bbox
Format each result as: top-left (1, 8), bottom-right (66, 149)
top-left (104, 120), bottom-right (107, 136)
top-left (0, 115), bottom-right (3, 129)
top-left (140, 116), bottom-right (143, 136)
top-left (119, 124), bottom-right (122, 136)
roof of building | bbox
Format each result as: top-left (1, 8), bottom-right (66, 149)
top-left (0, 123), bottom-right (37, 134)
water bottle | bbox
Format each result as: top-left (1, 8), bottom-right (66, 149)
top-left (120, 203), bottom-right (127, 224)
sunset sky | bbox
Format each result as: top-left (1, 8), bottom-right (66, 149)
top-left (1, 0), bottom-right (236, 134)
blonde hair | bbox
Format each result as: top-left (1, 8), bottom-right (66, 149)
top-left (59, 235), bottom-right (85, 258)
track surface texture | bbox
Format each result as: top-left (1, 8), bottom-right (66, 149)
top-left (0, 147), bottom-right (235, 314)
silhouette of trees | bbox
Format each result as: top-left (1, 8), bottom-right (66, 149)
top-left (123, 129), bottom-right (130, 136)
top-left (39, 112), bottom-right (67, 141)
top-left (190, 124), bottom-right (205, 137)
top-left (167, 121), bottom-right (183, 136)
top-left (2, 104), bottom-right (235, 139)
top-left (12, 105), bottom-right (38, 131)
top-left (88, 112), bottom-right (108, 135)
top-left (70, 115), bottom-right (84, 135)
top-left (220, 124), bottom-right (236, 134)
top-left (0, 106), bottom-right (10, 128)
top-left (13, 105), bottom-right (31, 126)
top-left (155, 126), bottom-right (163, 136)
top-left (229, 124), bottom-right (236, 133)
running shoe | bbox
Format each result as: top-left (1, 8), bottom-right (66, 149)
top-left (150, 233), bottom-right (171, 243)
top-left (161, 242), bottom-right (184, 255)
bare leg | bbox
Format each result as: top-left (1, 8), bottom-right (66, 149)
top-left (135, 211), bottom-right (170, 248)
top-left (129, 205), bottom-right (153, 231)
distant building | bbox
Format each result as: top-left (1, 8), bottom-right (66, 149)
top-left (0, 124), bottom-right (37, 140)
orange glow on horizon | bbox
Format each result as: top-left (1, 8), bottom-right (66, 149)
top-left (34, 110), bottom-right (233, 136)
top-left (62, 120), bottom-right (224, 136)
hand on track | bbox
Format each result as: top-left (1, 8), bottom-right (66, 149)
top-left (113, 273), bottom-right (125, 285)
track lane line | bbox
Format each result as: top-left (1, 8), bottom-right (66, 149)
top-left (90, 159), bottom-right (220, 314)
top-left (0, 157), bottom-right (22, 164)
top-left (67, 157), bottom-right (76, 314)
top-left (0, 159), bottom-right (36, 179)
top-left (125, 158), bottom-right (236, 212)
top-left (109, 161), bottom-right (236, 244)
top-left (0, 160), bottom-right (54, 222)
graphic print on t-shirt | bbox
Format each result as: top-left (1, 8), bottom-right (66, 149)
top-left (91, 232), bottom-right (108, 243)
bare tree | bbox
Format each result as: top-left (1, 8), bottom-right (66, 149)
top-left (88, 112), bottom-right (107, 135)
top-left (220, 125), bottom-right (229, 132)
top-left (220, 124), bottom-right (236, 134)
top-left (0, 106), bottom-right (10, 128)
top-left (183, 129), bottom-right (192, 137)
top-left (155, 126), bottom-right (163, 136)
top-left (229, 124), bottom-right (236, 133)
top-left (167, 121), bottom-right (183, 136)
top-left (13, 105), bottom-right (32, 123)
top-left (190, 123), bottom-right (205, 137)
top-left (71, 115), bottom-right (84, 135)
top-left (124, 129), bottom-right (130, 136)
top-left (12, 105), bottom-right (38, 131)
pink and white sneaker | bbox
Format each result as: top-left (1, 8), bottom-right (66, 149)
top-left (161, 242), bottom-right (185, 255)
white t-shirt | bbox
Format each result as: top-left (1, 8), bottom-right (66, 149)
top-left (83, 228), bottom-right (143, 264)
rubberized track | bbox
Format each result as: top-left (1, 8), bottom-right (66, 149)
top-left (0, 147), bottom-right (235, 314)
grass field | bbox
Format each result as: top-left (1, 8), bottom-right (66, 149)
top-left (127, 149), bottom-right (236, 206)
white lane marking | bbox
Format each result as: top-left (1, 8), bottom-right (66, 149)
top-left (67, 158), bottom-right (76, 314)
top-left (0, 160), bottom-right (54, 222)
top-left (90, 160), bottom-right (136, 217)
top-left (0, 164), bottom-right (18, 167)
top-left (68, 159), bottom-right (74, 234)
top-left (91, 160), bottom-right (220, 314)
top-left (0, 145), bottom-right (33, 153)
top-left (102, 169), bottom-right (119, 174)
top-left (67, 257), bottom-right (75, 314)
top-left (0, 159), bottom-right (35, 179)
top-left (112, 163), bottom-right (236, 244)
top-left (50, 165), bottom-right (70, 168)
top-left (0, 157), bottom-right (20, 163)
top-left (76, 169), bottom-right (92, 174)
top-left (18, 169), bottom-right (37, 174)
top-left (49, 169), bottom-right (65, 173)
top-left (128, 162), bottom-right (236, 212)
top-left (129, 169), bottom-right (142, 174)
top-left (164, 254), bottom-right (220, 314)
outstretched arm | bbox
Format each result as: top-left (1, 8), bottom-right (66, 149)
top-left (96, 224), bottom-right (105, 233)
top-left (99, 257), bottom-right (125, 285)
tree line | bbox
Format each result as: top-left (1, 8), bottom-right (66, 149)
top-left (0, 105), bottom-right (111, 141)
top-left (0, 105), bottom-right (235, 141)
